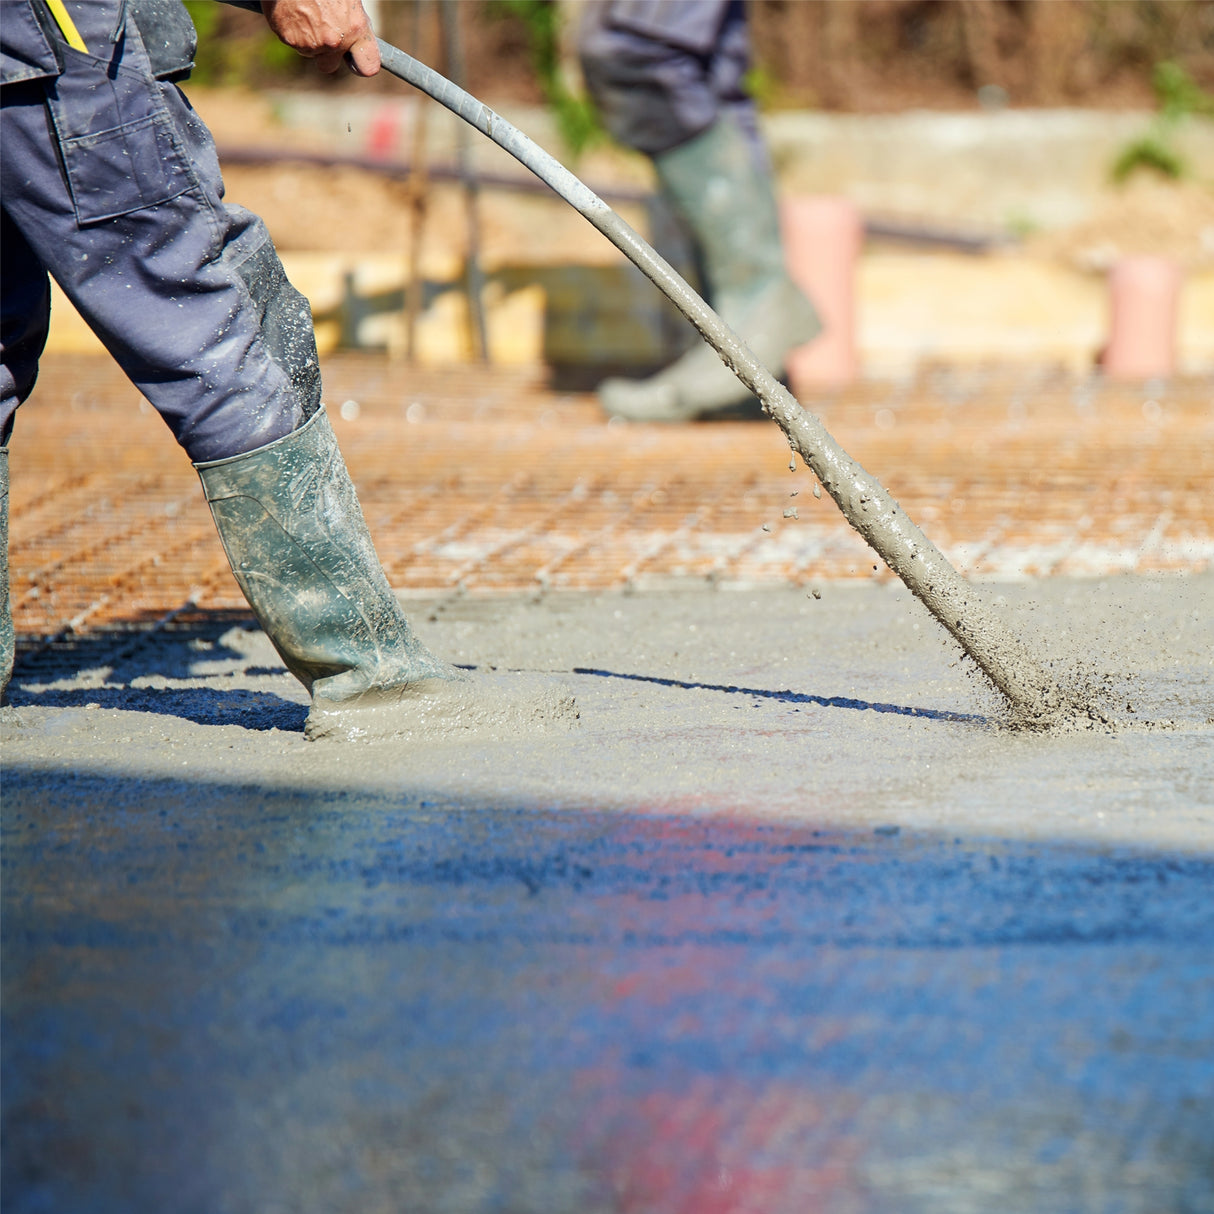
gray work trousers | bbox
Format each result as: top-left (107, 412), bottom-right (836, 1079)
top-left (0, 2), bottom-right (318, 461)
top-left (578, 0), bottom-right (760, 158)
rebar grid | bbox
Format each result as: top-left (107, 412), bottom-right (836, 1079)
top-left (9, 354), bottom-right (1212, 652)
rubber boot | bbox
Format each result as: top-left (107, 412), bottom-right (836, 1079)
top-left (195, 410), bottom-right (577, 741)
top-left (1, 447), bottom-right (12, 705)
top-left (598, 114), bottom-right (820, 422)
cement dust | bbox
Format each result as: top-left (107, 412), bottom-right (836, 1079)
top-left (960, 574), bottom-right (1214, 736)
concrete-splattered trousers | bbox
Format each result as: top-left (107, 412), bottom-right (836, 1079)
top-left (0, 0), bottom-right (319, 461)
top-left (577, 0), bottom-right (763, 161)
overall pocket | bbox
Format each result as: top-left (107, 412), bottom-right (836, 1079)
top-left (45, 32), bottom-right (190, 224)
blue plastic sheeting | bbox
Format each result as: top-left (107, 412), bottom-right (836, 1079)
top-left (4, 768), bottom-right (1213, 1214)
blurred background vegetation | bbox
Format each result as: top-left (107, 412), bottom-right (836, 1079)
top-left (183, 0), bottom-right (1214, 114)
top-left (747, 0), bottom-right (1214, 111)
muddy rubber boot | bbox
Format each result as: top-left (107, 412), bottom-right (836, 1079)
top-left (1, 447), bottom-right (12, 705)
top-left (598, 114), bottom-right (820, 422)
top-left (195, 410), bottom-right (577, 741)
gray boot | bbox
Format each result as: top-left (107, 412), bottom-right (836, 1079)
top-left (196, 408), bottom-right (457, 725)
top-left (598, 114), bottom-right (820, 422)
top-left (196, 409), bottom-right (578, 741)
top-left (1, 447), bottom-right (12, 705)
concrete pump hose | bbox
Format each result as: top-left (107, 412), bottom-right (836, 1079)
top-left (373, 37), bottom-right (1064, 725)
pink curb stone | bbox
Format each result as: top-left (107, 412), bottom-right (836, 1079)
top-left (781, 196), bottom-right (863, 391)
top-left (1104, 255), bottom-right (1182, 381)
top-left (366, 103), bottom-right (402, 160)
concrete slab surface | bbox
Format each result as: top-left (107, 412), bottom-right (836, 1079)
top-left (4, 357), bottom-right (1213, 1213)
top-left (4, 574), bottom-right (1213, 1213)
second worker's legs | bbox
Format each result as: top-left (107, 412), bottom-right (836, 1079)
top-left (579, 0), bottom-right (819, 421)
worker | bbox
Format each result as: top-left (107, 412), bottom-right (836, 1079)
top-left (578, 0), bottom-right (820, 422)
top-left (0, 0), bottom-right (549, 739)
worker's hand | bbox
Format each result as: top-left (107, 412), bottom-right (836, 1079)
top-left (260, 0), bottom-right (380, 76)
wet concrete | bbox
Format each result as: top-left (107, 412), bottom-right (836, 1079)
top-left (4, 576), bottom-right (1214, 1211)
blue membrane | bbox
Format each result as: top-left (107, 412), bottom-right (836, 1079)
top-left (4, 768), bottom-right (1213, 1214)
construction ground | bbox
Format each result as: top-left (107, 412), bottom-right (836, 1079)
top-left (4, 84), bottom-right (1214, 1214)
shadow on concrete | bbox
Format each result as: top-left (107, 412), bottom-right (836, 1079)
top-left (9, 612), bottom-right (307, 731)
top-left (4, 763), bottom-right (1212, 1214)
top-left (5, 683), bottom-right (308, 731)
top-left (573, 666), bottom-right (988, 725)
top-left (8, 613), bottom-right (988, 735)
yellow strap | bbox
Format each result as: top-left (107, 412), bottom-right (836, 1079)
top-left (44, 0), bottom-right (89, 54)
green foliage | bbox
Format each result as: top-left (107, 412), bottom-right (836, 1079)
top-left (1112, 61), bottom-right (1213, 183)
top-left (1152, 61), bottom-right (1214, 121)
top-left (742, 64), bottom-right (782, 112)
top-left (259, 33), bottom-right (300, 77)
top-left (1004, 209), bottom-right (1042, 240)
top-left (181, 0), bottom-right (306, 87)
top-left (489, 0), bottom-right (604, 157)
top-left (181, 0), bottom-right (219, 39)
top-left (181, 0), bottom-right (223, 83)
top-left (1111, 134), bottom-right (1186, 183)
